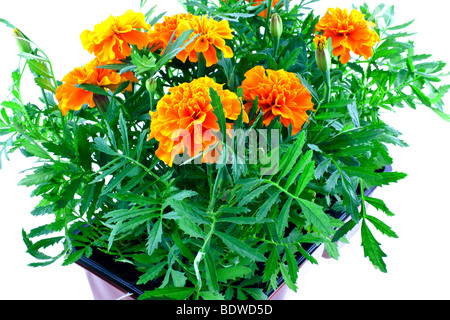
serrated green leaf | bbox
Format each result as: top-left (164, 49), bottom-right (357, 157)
top-left (280, 264), bottom-right (297, 292)
top-left (137, 261), bottom-right (167, 285)
top-left (18, 170), bottom-right (55, 187)
top-left (262, 246), bottom-right (279, 282)
top-left (139, 287), bottom-right (196, 300)
top-left (238, 183), bottom-right (271, 207)
top-left (361, 220), bottom-right (387, 272)
top-left (410, 85), bottom-right (431, 107)
top-left (285, 248), bottom-right (299, 285)
top-left (62, 248), bottom-right (85, 266)
top-left (294, 160), bottom-right (315, 197)
top-left (256, 190), bottom-right (281, 220)
top-left (146, 219), bottom-right (163, 256)
top-left (366, 215), bottom-right (398, 238)
top-left (177, 218), bottom-right (206, 239)
top-left (296, 199), bottom-right (331, 236)
top-left (215, 231), bottom-right (266, 262)
top-left (284, 149), bottom-right (313, 190)
top-left (76, 84), bottom-right (109, 96)
top-left (216, 266), bottom-right (252, 283)
top-left (93, 137), bottom-right (118, 156)
top-left (332, 219), bottom-right (357, 243)
top-left (277, 130), bottom-right (306, 182)
top-left (204, 251), bottom-right (219, 292)
top-left (365, 196), bottom-right (395, 217)
top-left (276, 197), bottom-right (293, 237)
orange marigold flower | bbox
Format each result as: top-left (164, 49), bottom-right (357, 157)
top-left (55, 58), bottom-right (137, 115)
top-left (315, 8), bottom-right (380, 64)
top-left (240, 66), bottom-right (314, 135)
top-left (148, 14), bottom-right (233, 67)
top-left (148, 13), bottom-right (194, 52)
top-left (149, 76), bottom-right (247, 166)
top-left (81, 10), bottom-right (151, 63)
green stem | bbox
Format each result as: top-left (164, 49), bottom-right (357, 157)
top-left (197, 52), bottom-right (206, 78)
top-left (273, 36), bottom-right (279, 60)
top-left (194, 216), bottom-right (217, 300)
top-left (262, 0), bottom-right (274, 44)
top-left (322, 69), bottom-right (331, 104)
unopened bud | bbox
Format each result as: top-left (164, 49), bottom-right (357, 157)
top-left (146, 78), bottom-right (157, 94)
top-left (314, 35), bottom-right (331, 73)
top-left (270, 13), bottom-right (283, 40)
top-left (13, 28), bottom-right (32, 53)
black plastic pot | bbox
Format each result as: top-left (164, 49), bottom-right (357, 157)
top-left (75, 165), bottom-right (393, 300)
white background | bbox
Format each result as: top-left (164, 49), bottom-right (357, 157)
top-left (0, 0), bottom-right (449, 300)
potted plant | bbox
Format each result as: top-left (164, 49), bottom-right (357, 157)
top-left (0, 0), bottom-right (448, 300)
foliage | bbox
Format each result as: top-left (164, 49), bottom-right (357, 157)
top-left (0, 0), bottom-right (448, 300)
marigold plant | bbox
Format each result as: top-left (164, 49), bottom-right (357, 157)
top-left (1, 0), bottom-right (449, 301)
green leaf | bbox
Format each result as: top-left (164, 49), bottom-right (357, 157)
top-left (177, 218), bottom-right (206, 239)
top-left (277, 130), bottom-right (306, 182)
top-left (365, 196), bottom-right (395, 217)
top-left (93, 137), bottom-right (118, 156)
top-left (18, 170), bottom-right (55, 187)
top-left (296, 199), bottom-right (331, 236)
top-left (410, 85), bottom-right (431, 107)
top-left (75, 84), bottom-right (110, 96)
top-left (347, 101), bottom-right (360, 128)
top-left (342, 166), bottom-right (407, 188)
top-left (34, 77), bottom-right (55, 92)
top-left (215, 231), bottom-right (266, 262)
top-left (27, 60), bottom-right (52, 78)
top-left (118, 111), bottom-right (129, 155)
top-left (62, 248), bottom-right (85, 266)
top-left (55, 177), bottom-right (82, 209)
top-left (30, 204), bottom-right (55, 216)
top-left (204, 251), bottom-right (219, 293)
top-left (166, 199), bottom-right (210, 225)
top-left (256, 190), bottom-right (281, 220)
top-left (108, 193), bottom-right (160, 206)
top-left (361, 220), bottom-right (387, 272)
top-left (284, 149), bottom-right (313, 190)
top-left (388, 19), bottom-right (415, 30)
top-left (137, 261), bottom-right (167, 285)
top-left (216, 265), bottom-right (252, 283)
top-left (276, 197), bottom-right (293, 237)
top-left (294, 160), bottom-right (315, 197)
top-left (209, 87), bottom-right (227, 145)
top-left (146, 219), bottom-right (163, 255)
top-left (280, 264), bottom-right (297, 292)
top-left (262, 246), bottom-right (279, 282)
top-left (170, 269), bottom-right (187, 287)
top-left (101, 164), bottom-right (137, 195)
top-left (139, 287), bottom-right (196, 300)
top-left (285, 248), bottom-right (299, 285)
top-left (366, 215), bottom-right (398, 238)
top-left (332, 219), bottom-right (357, 243)
top-left (238, 183), bottom-right (271, 207)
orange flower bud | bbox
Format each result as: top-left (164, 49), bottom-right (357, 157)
top-left (314, 35), bottom-right (331, 73)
